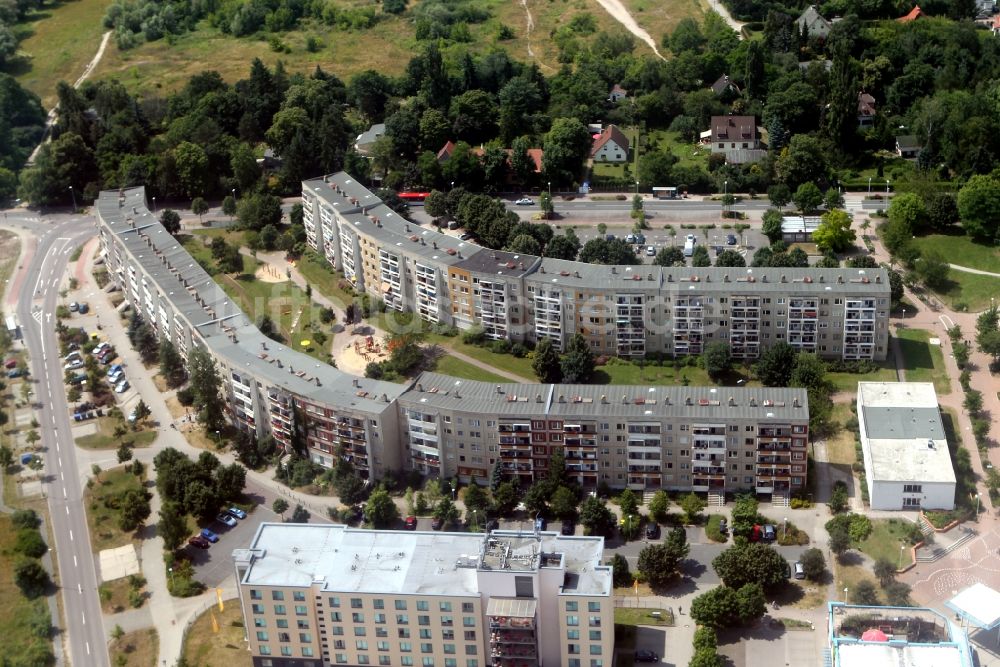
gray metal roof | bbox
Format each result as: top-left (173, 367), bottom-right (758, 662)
top-left (861, 406), bottom-right (944, 441)
top-left (454, 249), bottom-right (542, 278)
top-left (302, 172), bottom-right (378, 214)
top-left (343, 203), bottom-right (481, 266)
top-left (403, 372), bottom-right (808, 421)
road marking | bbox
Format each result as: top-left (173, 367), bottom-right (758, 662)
top-left (69, 530), bottom-right (73, 541)
top-left (940, 314), bottom-right (955, 330)
top-left (59, 471), bottom-right (63, 481)
top-left (65, 506), bottom-right (69, 514)
top-left (86, 642), bottom-right (90, 655)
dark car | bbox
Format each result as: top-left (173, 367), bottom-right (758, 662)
top-left (645, 523), bottom-right (660, 540)
top-left (431, 517), bottom-right (444, 530)
top-left (405, 516), bottom-right (418, 530)
top-left (346, 505), bottom-right (364, 525)
top-left (719, 518), bottom-right (729, 534)
top-left (485, 518), bottom-right (499, 532)
top-left (561, 520), bottom-right (575, 536)
top-left (634, 649), bottom-right (659, 663)
top-left (534, 517), bottom-right (547, 532)
top-left (763, 524), bottom-right (777, 542)
top-left (726, 234), bottom-right (737, 245)
top-left (188, 535), bottom-right (210, 549)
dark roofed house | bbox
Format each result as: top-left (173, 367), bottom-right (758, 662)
top-left (895, 135), bottom-right (922, 159)
top-left (709, 74), bottom-right (741, 98)
top-left (797, 5), bottom-right (832, 38)
top-left (436, 140), bottom-right (457, 163)
top-left (591, 124), bottom-right (630, 163)
top-left (897, 5), bottom-right (924, 22)
top-left (705, 116), bottom-right (765, 165)
top-left (858, 93), bottom-right (876, 127)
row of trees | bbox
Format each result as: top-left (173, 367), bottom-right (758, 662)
top-left (154, 447), bottom-right (247, 542)
top-left (531, 334), bottom-right (596, 384)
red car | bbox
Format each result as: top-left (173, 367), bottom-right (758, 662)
top-left (188, 535), bottom-right (210, 549)
top-left (404, 516), bottom-right (418, 530)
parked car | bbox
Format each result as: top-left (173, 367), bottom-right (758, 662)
top-left (63, 350), bottom-right (81, 362)
top-left (68, 302), bottom-right (79, 312)
top-left (645, 523), bottom-right (660, 540)
top-left (431, 517), bottom-right (444, 530)
top-left (108, 369), bottom-right (124, 383)
top-left (217, 513), bottom-right (238, 527)
top-left (459, 233), bottom-right (472, 240)
top-left (534, 517), bottom-right (547, 532)
top-left (69, 373), bottom-right (87, 385)
top-left (561, 520), bottom-right (575, 536)
top-left (750, 524), bottom-right (762, 542)
top-left (92, 341), bottom-right (109, 355)
top-left (646, 245), bottom-right (656, 256)
top-left (7, 368), bottom-right (23, 378)
top-left (485, 518), bottom-right (499, 532)
top-left (625, 234), bottom-right (636, 243)
top-left (200, 528), bottom-right (220, 543)
top-left (108, 364), bottom-right (123, 376)
top-left (726, 234), bottom-right (737, 245)
top-left (77, 303), bottom-right (89, 314)
top-left (227, 507), bottom-right (247, 520)
top-left (115, 380), bottom-right (130, 393)
top-left (515, 197), bottom-right (534, 205)
top-left (794, 561), bottom-right (805, 579)
top-left (763, 524), bottom-right (777, 542)
top-left (188, 535), bottom-right (210, 549)
top-left (405, 516), bottom-right (418, 530)
top-left (3, 359), bottom-right (16, 370)
top-left (634, 234), bottom-right (646, 245)
top-left (64, 359), bottom-right (83, 370)
top-left (634, 649), bottom-right (659, 663)
top-left (718, 518), bottom-right (728, 534)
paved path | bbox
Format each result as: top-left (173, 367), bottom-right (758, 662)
top-left (947, 263), bottom-right (1000, 278)
top-left (591, 0), bottom-right (666, 59)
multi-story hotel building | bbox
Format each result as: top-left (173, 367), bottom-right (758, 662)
top-left (233, 523), bottom-right (613, 667)
top-left (397, 373), bottom-right (810, 498)
top-left (303, 173), bottom-right (892, 361)
top-left (95, 175), bottom-right (868, 497)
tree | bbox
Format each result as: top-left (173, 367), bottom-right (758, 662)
top-left (118, 488), bottom-right (152, 531)
top-left (828, 527), bottom-right (851, 558)
top-left (545, 234), bottom-right (580, 260)
top-left (824, 188), bottom-right (845, 211)
top-left (873, 557), bottom-right (897, 587)
top-left (714, 249), bottom-right (745, 267)
top-left (539, 191), bottom-right (554, 220)
top-left (364, 486), bottom-right (399, 528)
top-left (490, 460), bottom-right (504, 492)
top-left (850, 580), bottom-right (879, 605)
top-left (690, 245), bottom-right (711, 267)
top-left (755, 342), bottom-right (795, 386)
top-left (158, 501), bottom-right (188, 551)
top-left (550, 486), bottom-right (578, 520)
top-left (0, 444), bottom-right (13, 470)
top-left (637, 529), bottom-right (689, 587)
top-left (272, 498), bottom-right (289, 520)
top-left (799, 548), bottom-right (825, 581)
top-left (609, 553), bottom-right (632, 588)
top-left (887, 192), bottom-right (927, 234)
top-left (117, 442), bottom-right (133, 464)
top-left (542, 118), bottom-right (593, 186)
top-left (884, 581), bottom-right (913, 606)
top-left (15, 529), bottom-right (48, 558)
top-left (792, 182), bottom-right (823, 214)
top-left (188, 346), bottom-right (224, 432)
top-left (222, 196), bottom-right (237, 218)
top-left (291, 505), bottom-right (311, 523)
top-left (14, 558), bottom-right (49, 598)
top-left (762, 209), bottom-right (784, 244)
top-left (654, 246), bottom-right (685, 266)
top-left (618, 488), bottom-right (639, 517)
top-left (531, 338), bottom-right (562, 383)
top-left (578, 238), bottom-right (640, 265)
top-left (976, 305), bottom-right (1000, 361)
top-left (829, 482), bottom-right (848, 514)
top-left (648, 490), bottom-right (670, 523)
top-left (712, 542), bottom-right (789, 590)
top-left (914, 249), bottom-right (950, 290)
top-left (579, 496), bottom-right (616, 536)
top-left (191, 197), bottom-right (209, 224)
top-left (734, 582), bottom-right (766, 625)
top-left (926, 192), bottom-right (958, 231)
top-left (768, 185), bottom-right (790, 210)
top-left (691, 585), bottom-right (739, 628)
top-left (433, 497), bottom-right (461, 526)
top-left (957, 174), bottom-right (1000, 242)
top-left (215, 463), bottom-right (247, 500)
top-left (813, 209), bottom-right (856, 254)
top-left (236, 193), bottom-right (283, 232)
top-left (523, 482), bottom-right (549, 516)
top-left (159, 339), bottom-right (187, 388)
top-left (703, 342), bottom-right (731, 379)
top-left (160, 209), bottom-right (181, 234)
top-left (680, 492), bottom-right (705, 524)
top-left (730, 494), bottom-right (759, 539)
top-left (492, 482), bottom-right (518, 517)
top-left (560, 333), bottom-right (595, 383)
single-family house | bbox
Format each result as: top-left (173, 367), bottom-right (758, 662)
top-left (709, 74), bottom-right (741, 98)
top-left (857, 93), bottom-right (876, 127)
top-left (797, 5), bottom-right (832, 38)
top-left (977, 0), bottom-right (997, 20)
top-left (436, 140), bottom-right (457, 163)
top-left (895, 135), bottom-right (922, 159)
top-left (256, 148), bottom-right (282, 172)
top-left (703, 116), bottom-right (766, 165)
top-left (608, 84), bottom-right (628, 102)
top-left (354, 123), bottom-right (385, 156)
top-left (992, 14), bottom-right (1000, 34)
top-left (591, 124), bottom-right (630, 163)
top-left (897, 5), bottom-right (924, 22)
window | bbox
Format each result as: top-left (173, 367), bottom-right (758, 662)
top-left (396, 600), bottom-right (408, 610)
top-left (330, 612), bottom-right (342, 622)
top-left (421, 643), bottom-right (433, 653)
top-left (352, 598), bottom-right (363, 608)
top-left (462, 603), bottom-right (474, 613)
top-left (357, 640), bottom-right (369, 650)
top-left (256, 631), bottom-right (269, 641)
top-left (463, 631), bottom-right (475, 641)
top-left (565, 601), bottom-right (579, 611)
top-left (358, 656), bottom-right (370, 664)
top-left (252, 604), bottom-right (265, 614)
top-left (903, 497), bottom-right (921, 507)
top-left (295, 605), bottom-right (307, 616)
top-left (440, 602), bottom-right (452, 612)
top-left (590, 645), bottom-right (603, 655)
top-left (420, 629), bottom-right (432, 639)
top-left (589, 630), bottom-right (602, 640)
top-left (589, 616), bottom-right (601, 627)
top-left (903, 484), bottom-right (922, 493)
top-left (280, 646), bottom-right (293, 656)
top-left (514, 576), bottom-right (533, 598)
top-left (355, 627), bottom-right (367, 637)
top-left (568, 630), bottom-right (580, 639)
top-left (401, 659), bottom-right (414, 666)
top-left (588, 602), bottom-right (601, 612)
top-left (251, 590), bottom-right (262, 600)
top-left (567, 616), bottom-right (579, 626)
top-left (374, 599), bottom-right (385, 609)
top-left (274, 605), bottom-right (286, 615)
top-left (399, 629), bottom-right (411, 639)
top-left (422, 659), bottom-right (435, 667)
top-left (299, 633), bottom-right (312, 643)
top-left (380, 657), bottom-right (391, 666)
top-left (397, 615), bottom-right (409, 625)
top-left (330, 597), bottom-right (341, 608)
top-left (254, 618), bottom-right (267, 628)
top-left (260, 646), bottom-right (272, 656)
top-left (418, 616), bottom-right (430, 626)
top-left (377, 641), bottom-right (390, 651)
top-left (293, 591), bottom-right (306, 601)
top-left (400, 641), bottom-right (412, 651)
top-left (272, 591), bottom-right (285, 601)
top-left (353, 613), bottom-right (365, 623)
top-left (297, 620), bottom-right (309, 629)
top-left (463, 617), bottom-right (475, 627)
top-left (375, 613), bottom-right (386, 624)
top-left (417, 601), bottom-right (429, 611)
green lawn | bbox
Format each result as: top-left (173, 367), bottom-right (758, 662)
top-left (85, 466), bottom-right (147, 551)
top-left (910, 233), bottom-right (1000, 273)
top-left (646, 130), bottom-right (711, 171)
top-left (592, 161), bottom-right (629, 180)
top-left (296, 251), bottom-right (356, 308)
top-left (10, 0), bottom-right (110, 107)
top-left (446, 340), bottom-right (536, 380)
top-left (430, 355), bottom-right (513, 384)
top-left (857, 518), bottom-right (921, 566)
top-left (614, 607), bottom-right (674, 627)
top-left (896, 328), bottom-right (950, 395)
top-left (593, 357), bottom-right (754, 387)
top-left (0, 514), bottom-right (54, 664)
top-left (826, 362), bottom-right (898, 393)
top-left (928, 270), bottom-right (1000, 312)
top-left (75, 416), bottom-right (158, 449)
top-left (825, 403), bottom-right (858, 466)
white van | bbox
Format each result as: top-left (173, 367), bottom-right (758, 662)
top-left (683, 236), bottom-right (696, 257)
top-left (793, 561), bottom-right (805, 579)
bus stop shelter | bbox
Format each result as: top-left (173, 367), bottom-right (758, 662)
top-left (946, 583), bottom-right (1000, 645)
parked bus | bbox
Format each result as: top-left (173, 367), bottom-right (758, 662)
top-left (398, 191), bottom-right (430, 203)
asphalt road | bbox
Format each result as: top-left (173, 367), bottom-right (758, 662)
top-left (505, 198), bottom-right (772, 215)
top-left (7, 210), bottom-right (111, 667)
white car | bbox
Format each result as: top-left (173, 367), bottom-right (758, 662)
top-left (515, 197), bottom-right (534, 206)
top-left (646, 246), bottom-right (656, 256)
top-left (115, 380), bottom-right (130, 393)
top-left (64, 359), bottom-right (83, 370)
top-left (108, 369), bottom-right (124, 383)
top-left (92, 342), bottom-right (109, 355)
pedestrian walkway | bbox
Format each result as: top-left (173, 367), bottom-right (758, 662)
top-left (947, 263), bottom-right (1000, 278)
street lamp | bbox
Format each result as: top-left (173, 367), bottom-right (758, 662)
top-left (450, 181), bottom-right (454, 191)
top-left (974, 492), bottom-right (981, 519)
top-left (232, 188), bottom-right (237, 203)
top-left (898, 544), bottom-right (906, 570)
top-left (168, 567), bottom-right (174, 588)
top-left (783, 517), bottom-right (788, 541)
top-left (843, 587), bottom-right (849, 602)
top-left (635, 180), bottom-right (639, 195)
top-left (215, 430), bottom-right (220, 447)
top-left (68, 185), bottom-right (76, 213)
top-left (548, 181), bottom-right (552, 197)
top-left (868, 177), bottom-right (872, 195)
top-left (885, 179), bottom-right (890, 195)
top-left (152, 196), bottom-right (157, 213)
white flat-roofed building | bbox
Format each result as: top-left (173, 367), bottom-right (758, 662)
top-left (233, 523), bottom-right (613, 667)
top-left (857, 382), bottom-right (956, 510)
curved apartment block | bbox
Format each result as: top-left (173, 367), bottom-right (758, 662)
top-left (96, 175), bottom-right (888, 496)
